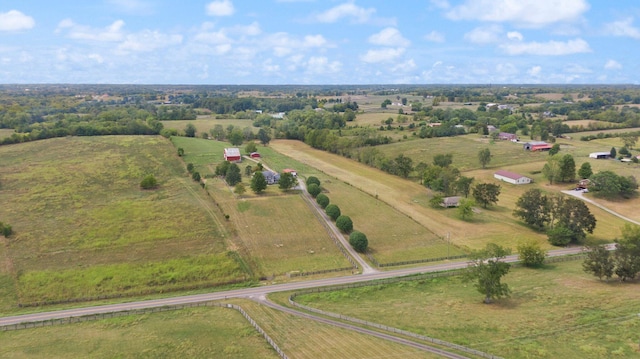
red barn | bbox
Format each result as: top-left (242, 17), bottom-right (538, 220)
top-left (224, 148), bottom-right (242, 162)
top-left (250, 152), bottom-right (261, 159)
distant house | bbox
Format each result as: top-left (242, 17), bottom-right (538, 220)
top-left (250, 152), bottom-right (261, 159)
top-left (494, 170), bottom-right (532, 185)
top-left (487, 125), bottom-right (498, 132)
top-left (224, 148), bottom-right (242, 162)
top-left (498, 132), bottom-right (517, 141)
top-left (523, 141), bottom-right (552, 151)
top-left (589, 152), bottom-right (611, 159)
top-left (262, 171), bottom-right (280, 185)
top-left (282, 168), bottom-right (297, 177)
top-left (441, 196), bottom-right (461, 208)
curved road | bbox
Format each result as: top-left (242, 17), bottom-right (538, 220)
top-left (0, 246), bottom-right (585, 327)
top-left (562, 190), bottom-right (640, 225)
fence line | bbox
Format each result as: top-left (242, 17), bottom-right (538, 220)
top-left (288, 266), bottom-right (354, 278)
top-left (1, 301), bottom-right (288, 359)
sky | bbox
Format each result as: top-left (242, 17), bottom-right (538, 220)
top-left (1, 0), bottom-right (640, 85)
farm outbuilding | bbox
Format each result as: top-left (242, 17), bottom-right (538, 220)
top-left (283, 168), bottom-right (297, 177)
top-left (262, 171), bottom-right (280, 185)
top-left (441, 196), bottom-right (461, 208)
top-left (250, 152), bottom-right (261, 159)
top-left (499, 132), bottom-right (517, 141)
top-left (589, 152), bottom-right (611, 159)
top-left (523, 141), bottom-right (552, 151)
top-left (224, 148), bottom-right (242, 162)
top-left (494, 170), bottom-right (532, 185)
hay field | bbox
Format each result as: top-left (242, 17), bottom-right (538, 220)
top-left (0, 306), bottom-right (280, 358)
top-left (294, 260), bottom-right (640, 359)
top-left (161, 117), bottom-right (258, 136)
top-left (0, 136), bottom-right (245, 307)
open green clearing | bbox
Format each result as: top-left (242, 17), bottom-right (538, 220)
top-left (170, 136), bottom-right (352, 277)
top-left (0, 129), bottom-right (14, 140)
top-left (162, 118), bottom-right (259, 137)
top-left (0, 136), bottom-right (245, 308)
top-left (0, 306), bottom-right (279, 359)
top-left (293, 260), bottom-right (640, 359)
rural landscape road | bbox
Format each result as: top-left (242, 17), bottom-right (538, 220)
top-left (562, 190), bottom-right (640, 226)
top-left (0, 246), bottom-right (585, 327)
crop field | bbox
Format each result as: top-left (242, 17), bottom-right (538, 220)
top-left (0, 136), bottom-right (245, 307)
top-left (232, 299), bottom-right (442, 359)
top-left (293, 260), bottom-right (640, 359)
top-left (0, 306), bottom-right (280, 358)
top-left (170, 137), bottom-right (352, 277)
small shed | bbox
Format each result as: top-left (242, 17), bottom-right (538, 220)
top-left (523, 141), bottom-right (552, 151)
top-left (589, 152), bottom-right (611, 159)
top-left (499, 132), bottom-right (517, 141)
top-left (250, 152), bottom-right (261, 159)
top-left (441, 196), bottom-right (461, 208)
top-left (224, 148), bottom-right (242, 162)
top-left (494, 170), bottom-right (532, 185)
top-left (283, 168), bottom-right (297, 177)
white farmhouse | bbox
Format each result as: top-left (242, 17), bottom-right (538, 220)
top-left (494, 170), bottom-right (532, 185)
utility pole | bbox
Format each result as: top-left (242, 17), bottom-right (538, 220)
top-left (447, 232), bottom-right (450, 259)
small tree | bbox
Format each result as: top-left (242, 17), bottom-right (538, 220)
top-left (478, 148), bottom-right (491, 169)
top-left (225, 163), bottom-right (242, 186)
top-left (547, 225), bottom-right (573, 246)
top-left (582, 245), bottom-right (614, 281)
top-left (316, 193), bottom-right (330, 208)
top-left (464, 243), bottom-right (511, 304)
top-left (456, 176), bottom-right (474, 198)
top-left (250, 172), bottom-right (267, 194)
top-left (258, 128), bottom-right (271, 146)
top-left (278, 172), bottom-right (297, 191)
top-left (517, 241), bottom-right (547, 267)
top-left (578, 162), bottom-right (592, 179)
top-left (349, 231), bottom-right (369, 253)
top-left (335, 215), bottom-right (353, 233)
top-left (548, 143), bottom-right (560, 156)
top-left (433, 153), bottom-right (453, 167)
top-left (325, 204), bottom-right (341, 221)
top-left (177, 147), bottom-right (184, 156)
top-left (307, 183), bottom-right (321, 198)
top-left (0, 222), bottom-right (13, 238)
top-left (472, 183), bottom-right (501, 208)
top-left (140, 174), bottom-right (158, 189)
top-left (306, 176), bottom-right (321, 187)
top-left (186, 163), bottom-right (195, 174)
top-left (184, 123), bottom-right (196, 137)
top-left (457, 198), bottom-right (475, 220)
top-left (610, 147), bottom-right (617, 159)
top-left (245, 142), bottom-right (258, 154)
top-left (244, 165), bottom-right (253, 177)
top-left (234, 183), bottom-right (246, 196)
top-left (191, 171), bottom-right (201, 182)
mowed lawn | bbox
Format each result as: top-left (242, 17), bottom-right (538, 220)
top-left (0, 136), bottom-right (245, 307)
top-left (294, 260), bottom-right (640, 359)
top-left (171, 137), bottom-right (352, 277)
top-left (0, 306), bottom-right (280, 359)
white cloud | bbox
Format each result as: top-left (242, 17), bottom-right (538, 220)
top-left (500, 38), bottom-right (591, 55)
top-left (118, 30), bottom-right (183, 52)
top-left (604, 18), bottom-right (640, 39)
top-left (564, 63), bottom-right (592, 74)
top-left (390, 59), bottom-right (416, 73)
top-left (446, 0), bottom-right (589, 28)
top-left (604, 60), bottom-right (622, 70)
top-left (368, 28), bottom-right (410, 47)
top-left (230, 22), bottom-right (261, 36)
top-left (313, 2), bottom-right (394, 25)
top-left (424, 31), bottom-right (445, 43)
top-left (528, 65), bottom-right (542, 76)
top-left (507, 31), bottom-right (523, 41)
top-left (430, 0), bottom-right (450, 10)
top-left (0, 10), bottom-right (35, 32)
top-left (57, 19), bottom-right (125, 42)
top-left (464, 25), bottom-right (502, 44)
top-left (206, 0), bottom-right (235, 17)
top-left (303, 34), bottom-right (328, 47)
top-left (360, 47), bottom-right (405, 63)
top-left (107, 0), bottom-right (154, 15)
top-left (306, 56), bottom-right (342, 74)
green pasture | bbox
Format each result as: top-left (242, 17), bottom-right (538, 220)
top-left (0, 136), bottom-right (243, 308)
top-left (0, 306), bottom-right (279, 359)
top-left (293, 260), bottom-right (640, 359)
top-left (231, 299), bottom-right (442, 359)
top-left (161, 118), bottom-right (259, 137)
top-left (0, 129), bottom-right (14, 140)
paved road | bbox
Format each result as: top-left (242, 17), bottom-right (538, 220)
top-left (0, 246), bottom-right (586, 327)
top-left (562, 190), bottom-right (640, 226)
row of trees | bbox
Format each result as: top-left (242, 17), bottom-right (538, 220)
top-left (583, 224), bottom-right (640, 282)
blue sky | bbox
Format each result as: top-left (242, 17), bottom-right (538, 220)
top-left (1, 0), bottom-right (639, 84)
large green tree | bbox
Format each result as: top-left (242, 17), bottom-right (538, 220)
top-left (456, 176), bottom-right (474, 198)
top-left (258, 128), bottom-right (271, 146)
top-left (433, 153), bottom-right (453, 167)
top-left (250, 172), bottom-right (267, 194)
top-left (578, 162), bottom-right (592, 179)
top-left (472, 183), bottom-right (501, 208)
top-left (583, 245), bottom-right (614, 281)
top-left (225, 163), bottom-right (242, 186)
top-left (613, 224), bottom-right (640, 281)
top-left (184, 123), bottom-right (196, 137)
top-left (542, 154), bottom-right (561, 184)
top-left (589, 171), bottom-right (638, 199)
top-left (548, 196), bottom-right (596, 245)
top-left (278, 172), bottom-right (297, 191)
top-left (513, 188), bottom-right (549, 230)
top-left (464, 243), bottom-right (512, 304)
top-left (558, 154), bottom-right (576, 183)
top-left (349, 231), bottom-right (369, 253)
top-left (229, 129), bottom-right (244, 146)
top-left (478, 148), bottom-right (491, 169)
top-left (393, 154), bottom-right (413, 178)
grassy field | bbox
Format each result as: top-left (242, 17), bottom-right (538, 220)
top-left (170, 137), bottom-right (352, 277)
top-left (0, 129), bottom-right (14, 140)
top-left (0, 306), bottom-right (280, 358)
top-left (0, 136), bottom-right (245, 308)
top-left (293, 260), bottom-right (640, 359)
top-left (271, 140), bottom-right (576, 251)
top-left (161, 118), bottom-right (259, 137)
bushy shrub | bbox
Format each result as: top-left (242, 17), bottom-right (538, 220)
top-left (306, 176), bottom-right (321, 187)
top-left (325, 204), bottom-right (341, 221)
top-left (316, 193), bottom-right (329, 208)
top-left (335, 215), bottom-right (353, 233)
top-left (349, 231), bottom-right (368, 253)
top-left (307, 183), bottom-right (321, 197)
top-left (140, 174), bottom-right (158, 189)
